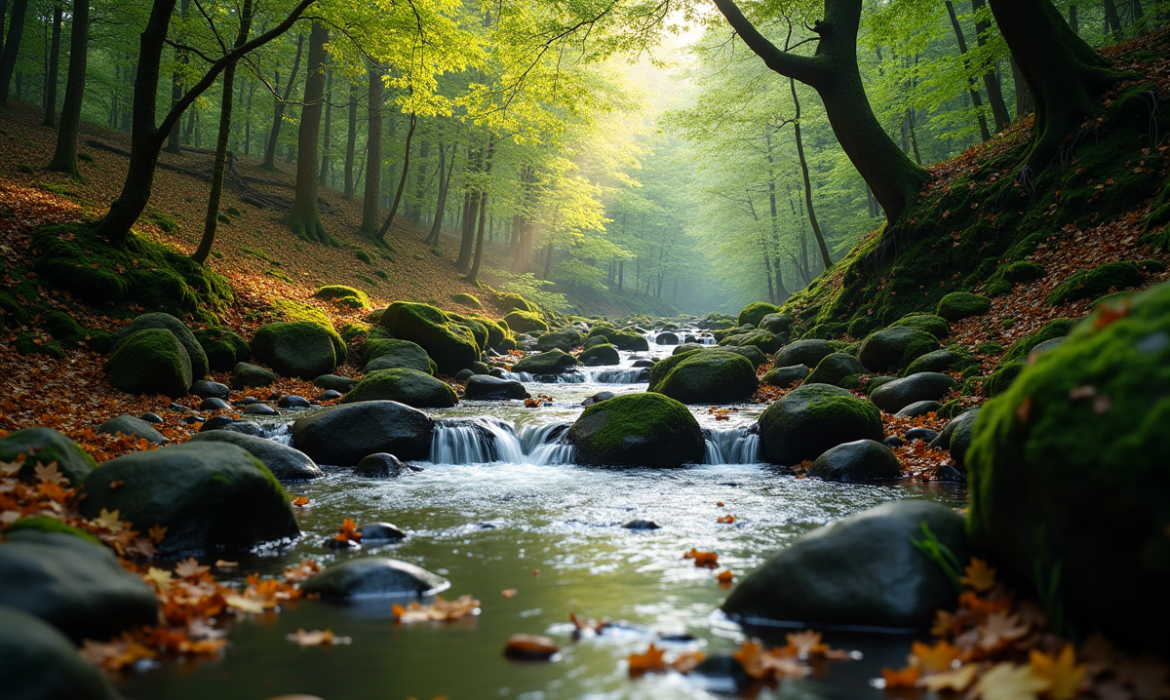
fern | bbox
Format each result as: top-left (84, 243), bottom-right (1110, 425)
top-left (910, 520), bottom-right (964, 593)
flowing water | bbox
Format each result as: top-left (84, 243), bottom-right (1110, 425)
top-left (116, 330), bottom-right (966, 700)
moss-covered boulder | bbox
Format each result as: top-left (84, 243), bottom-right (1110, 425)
top-left (314, 284), bottom-right (370, 309)
top-left (379, 302), bottom-right (480, 375)
top-left (251, 321), bottom-right (343, 380)
top-left (762, 364), bottom-right (809, 388)
top-left (608, 329), bottom-right (650, 352)
top-left (1046, 261), bottom-right (1145, 306)
top-left (194, 326), bottom-right (250, 372)
top-left (721, 329), bottom-right (783, 354)
top-left (984, 360), bottom-right (1025, 397)
top-left (232, 361), bottom-right (277, 389)
top-left (807, 439), bottom-right (901, 482)
top-left (0, 427), bottom-right (96, 486)
top-left (104, 328), bottom-right (193, 398)
top-left (758, 313), bottom-right (794, 335)
top-left (362, 337), bottom-right (435, 375)
top-left (935, 292), bottom-right (991, 321)
top-left (929, 408), bottom-right (980, 470)
top-left (537, 327), bottom-right (585, 352)
top-left (0, 530), bottom-right (158, 642)
top-left (568, 393), bottom-right (704, 467)
top-left (758, 384), bottom-right (884, 465)
top-left (647, 348), bottom-right (702, 391)
top-left (503, 310), bottom-right (549, 335)
top-left (499, 293), bottom-right (538, 313)
top-left (870, 372), bottom-right (958, 414)
top-left (451, 292), bottom-right (482, 308)
top-left (1002, 318), bottom-right (1075, 363)
top-left (97, 415), bottom-right (167, 444)
top-left (967, 282), bottom-right (1170, 650)
top-left (470, 316), bottom-right (512, 352)
top-left (905, 348), bottom-right (968, 376)
top-left (721, 344), bottom-right (768, 368)
top-left (651, 351), bottom-right (758, 405)
top-left (343, 368), bottom-right (458, 408)
top-left (464, 375), bottom-right (529, 401)
top-left (723, 500), bottom-right (969, 628)
top-left (774, 339), bottom-right (835, 368)
top-left (579, 343), bottom-right (620, 366)
top-left (806, 353), bottom-right (869, 387)
top-left (187, 430), bottom-right (323, 481)
top-left (513, 349), bottom-right (580, 375)
top-left (737, 301), bottom-right (781, 328)
top-left (858, 327), bottom-right (939, 373)
top-left (111, 312), bottom-right (209, 379)
top-left (78, 443), bottom-right (299, 557)
top-left (0, 606), bottom-right (121, 700)
top-left (292, 400), bottom-right (434, 466)
top-left (890, 313), bottom-right (950, 340)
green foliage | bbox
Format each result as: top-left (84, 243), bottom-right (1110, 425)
top-left (910, 521), bottom-right (964, 595)
top-left (1003, 319), bottom-right (1075, 364)
top-left (355, 249), bottom-right (374, 265)
top-left (149, 211), bottom-right (178, 232)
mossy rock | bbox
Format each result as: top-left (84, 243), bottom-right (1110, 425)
top-left (341, 322), bottom-right (369, 343)
top-left (648, 348), bottom-right (703, 391)
top-left (342, 368), bottom-right (457, 408)
top-left (806, 353), bottom-right (869, 387)
top-left (361, 337), bottom-right (434, 375)
top-left (890, 313), bottom-right (950, 340)
top-left (503, 310), bottom-right (549, 335)
top-left (449, 313), bottom-right (489, 352)
top-left (451, 292), bottom-right (482, 308)
top-left (737, 301), bottom-right (781, 328)
top-left (251, 321), bottom-right (343, 380)
top-left (1046, 261), bottom-right (1146, 306)
top-left (762, 364), bottom-right (809, 388)
top-left (567, 393), bottom-right (704, 467)
top-left (513, 349), bottom-right (579, 375)
top-left (1003, 318), bottom-right (1075, 363)
top-left (499, 293), bottom-right (538, 313)
top-left (935, 292), bottom-right (991, 322)
top-left (378, 302), bottom-right (479, 375)
top-left (608, 330), bottom-right (650, 352)
top-left (966, 281), bottom-right (1170, 650)
top-left (194, 326), bottom-right (250, 372)
top-left (650, 350), bottom-right (758, 405)
top-left (847, 316), bottom-right (876, 339)
top-left (5, 516), bottom-right (102, 546)
top-left (870, 372), bottom-right (958, 414)
top-left (904, 348), bottom-right (971, 376)
top-left (774, 339), bottom-right (835, 369)
top-left (42, 311), bottom-right (87, 348)
top-left (0, 427), bottom-right (96, 486)
top-left (271, 299), bottom-right (333, 328)
top-left (757, 384), bottom-right (884, 465)
top-left (1004, 261), bottom-right (1045, 283)
top-left (313, 285), bottom-right (370, 309)
top-left (721, 329), bottom-right (783, 354)
top-left (111, 312), bottom-right (209, 379)
top-left (232, 362), bottom-right (277, 389)
top-left (14, 331), bottom-right (64, 358)
top-left (579, 343), bottom-right (620, 366)
top-left (31, 224), bottom-right (232, 324)
top-left (0, 607), bottom-right (122, 700)
top-left (802, 321), bottom-right (848, 340)
top-left (104, 328), bottom-right (193, 398)
top-left (758, 313), bottom-right (794, 334)
top-left (984, 360), bottom-right (1024, 397)
top-left (78, 442), bottom-right (297, 558)
top-left (537, 327), bottom-right (585, 352)
top-left (858, 327), bottom-right (939, 373)
top-left (721, 344), bottom-right (768, 368)
top-left (470, 316), bottom-right (512, 352)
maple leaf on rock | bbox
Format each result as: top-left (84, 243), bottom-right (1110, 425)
top-left (961, 558), bottom-right (998, 592)
top-left (919, 664), bottom-right (978, 693)
top-left (1029, 646), bottom-right (1087, 700)
top-left (974, 662), bottom-right (1051, 700)
top-left (94, 508), bottom-right (124, 533)
top-left (33, 461), bottom-right (68, 485)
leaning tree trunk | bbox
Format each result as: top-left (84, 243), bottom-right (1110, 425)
top-left (46, 0), bottom-right (86, 178)
top-left (375, 111), bottom-right (416, 242)
top-left (359, 64), bottom-right (383, 235)
top-left (988, 0), bottom-right (1124, 176)
top-left (261, 32), bottom-right (303, 171)
top-left (788, 78), bottom-right (832, 270)
top-left (0, 0), bottom-right (29, 106)
top-left (192, 0), bottom-right (254, 264)
top-left (945, 0), bottom-right (992, 142)
top-left (713, 0), bottom-right (930, 224)
top-left (285, 22), bottom-right (332, 245)
top-left (456, 142), bottom-right (481, 271)
top-left (41, 1), bottom-right (61, 126)
top-left (427, 142), bottom-right (451, 245)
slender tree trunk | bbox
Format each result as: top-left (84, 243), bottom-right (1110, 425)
top-left (971, 0), bottom-right (1012, 132)
top-left (244, 77), bottom-right (254, 155)
top-left (0, 0), bottom-right (30, 106)
top-left (456, 142), bottom-right (481, 271)
top-left (1068, 4), bottom-right (1079, 34)
top-left (466, 137), bottom-right (496, 284)
top-left (375, 111), bottom-right (415, 242)
top-left (262, 32), bottom-right (303, 171)
top-left (945, 1), bottom-right (992, 141)
top-left (164, 0), bottom-right (191, 153)
top-left (285, 22), bottom-right (332, 244)
top-left (46, 0), bottom-right (85, 177)
top-left (543, 243), bottom-right (553, 280)
top-left (193, 0), bottom-right (254, 264)
top-left (408, 140), bottom-right (429, 221)
top-left (428, 142), bottom-right (453, 245)
top-left (318, 65), bottom-right (331, 187)
top-left (989, 0), bottom-right (1122, 174)
top-left (713, 0), bottom-right (930, 224)
top-left (1103, 0), bottom-right (1123, 40)
top-left (343, 78), bottom-right (356, 199)
top-left (40, 1), bottom-right (60, 126)
top-left (0, 0), bottom-right (8, 58)
top-left (359, 64), bottom-right (383, 235)
top-left (788, 77), bottom-right (832, 270)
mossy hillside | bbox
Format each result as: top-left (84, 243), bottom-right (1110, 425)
top-left (650, 350), bottom-right (758, 404)
top-left (313, 285), bottom-right (371, 309)
top-left (31, 224), bottom-right (232, 324)
top-left (1045, 261), bottom-right (1147, 306)
top-left (737, 301), bottom-right (781, 328)
top-left (378, 302), bottom-right (479, 376)
top-left (780, 113), bottom-right (1168, 333)
top-left (104, 328), bottom-right (193, 398)
top-left (966, 281), bottom-right (1170, 650)
top-left (194, 326), bottom-right (250, 372)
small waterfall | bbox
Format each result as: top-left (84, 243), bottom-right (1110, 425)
top-left (703, 426), bottom-right (761, 465)
top-left (431, 418), bottom-right (575, 466)
top-left (262, 423), bottom-right (294, 446)
top-left (585, 368), bottom-right (649, 384)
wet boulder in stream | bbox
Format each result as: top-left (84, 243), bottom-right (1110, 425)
top-left (651, 350), bottom-right (758, 404)
top-left (187, 430), bottom-right (323, 481)
top-left (568, 393), bottom-right (705, 467)
top-left (807, 439), bottom-right (901, 482)
top-left (354, 453), bottom-right (411, 478)
top-left (578, 343), bottom-right (620, 366)
top-left (292, 400), bottom-right (434, 466)
top-left (513, 348), bottom-right (580, 375)
top-left (757, 384), bottom-right (883, 465)
top-left (464, 375), bottom-right (529, 401)
top-left (302, 557), bottom-right (450, 599)
top-left (773, 339), bottom-right (835, 369)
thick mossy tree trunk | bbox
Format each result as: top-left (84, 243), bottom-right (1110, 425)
top-left (374, 111), bottom-right (416, 243)
top-left (41, 1), bottom-right (62, 127)
top-left (285, 21), bottom-right (334, 246)
top-left (261, 33), bottom-right (303, 171)
top-left (988, 0), bottom-right (1124, 175)
top-left (712, 0), bottom-right (930, 224)
top-left (46, 0), bottom-right (87, 178)
top-left (359, 64), bottom-right (383, 236)
top-left (192, 0), bottom-right (254, 265)
top-left (0, 0), bottom-right (29, 106)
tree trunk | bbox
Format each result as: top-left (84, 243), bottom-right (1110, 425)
top-left (318, 65), bottom-right (331, 187)
top-left (359, 64), bottom-right (383, 235)
top-left (343, 78), bottom-right (356, 199)
top-left (408, 140), bottom-right (429, 221)
top-left (41, 1), bottom-right (61, 126)
top-left (456, 143), bottom-right (480, 272)
top-left (971, 0), bottom-right (1011, 132)
top-left (193, 0), bottom-right (254, 264)
top-left (1068, 4), bottom-right (1079, 34)
top-left (0, 0), bottom-right (30, 106)
top-left (261, 32), bottom-right (303, 171)
top-left (46, 0), bottom-right (85, 177)
top-left (466, 137), bottom-right (496, 284)
top-left (285, 22), bottom-right (332, 245)
top-left (1010, 56), bottom-right (1034, 119)
top-left (1103, 0), bottom-right (1123, 40)
top-left (542, 243), bottom-right (553, 280)
top-left (164, 0), bottom-right (191, 153)
top-left (788, 78), bottom-right (832, 270)
top-left (713, 0), bottom-right (930, 224)
top-left (945, 1), bottom-right (991, 142)
top-left (989, 0), bottom-right (1122, 175)
top-left (375, 111), bottom-right (416, 242)
top-left (428, 142), bottom-right (453, 245)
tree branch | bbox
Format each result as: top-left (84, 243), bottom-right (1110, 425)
top-left (710, 0), bottom-right (825, 88)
